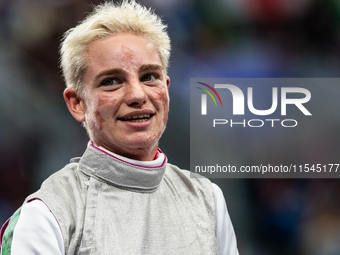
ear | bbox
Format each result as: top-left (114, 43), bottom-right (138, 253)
top-left (63, 87), bottom-right (86, 122)
top-left (166, 75), bottom-right (170, 89)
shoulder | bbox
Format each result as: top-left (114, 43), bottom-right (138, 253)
top-left (28, 160), bottom-right (89, 212)
top-left (29, 161), bottom-right (87, 203)
top-left (39, 161), bottom-right (80, 188)
top-left (25, 162), bottom-right (87, 217)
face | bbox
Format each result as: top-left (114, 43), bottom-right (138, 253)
top-left (65, 33), bottom-right (170, 161)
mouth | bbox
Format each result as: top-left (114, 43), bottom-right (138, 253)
top-left (119, 114), bottom-right (154, 123)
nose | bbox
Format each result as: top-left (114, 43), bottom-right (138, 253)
top-left (124, 79), bottom-right (147, 107)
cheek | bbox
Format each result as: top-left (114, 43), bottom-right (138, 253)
top-left (154, 88), bottom-right (170, 123)
top-left (155, 87), bottom-right (170, 106)
top-left (85, 95), bottom-right (119, 131)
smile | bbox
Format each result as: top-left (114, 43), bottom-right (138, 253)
top-left (120, 114), bottom-right (153, 122)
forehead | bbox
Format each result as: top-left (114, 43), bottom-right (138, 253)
top-left (85, 33), bottom-right (163, 71)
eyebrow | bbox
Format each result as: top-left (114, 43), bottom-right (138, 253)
top-left (93, 64), bottom-right (164, 82)
top-left (139, 64), bottom-right (163, 73)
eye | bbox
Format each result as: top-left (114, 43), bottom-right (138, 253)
top-left (140, 73), bottom-right (159, 82)
top-left (100, 78), bottom-right (121, 86)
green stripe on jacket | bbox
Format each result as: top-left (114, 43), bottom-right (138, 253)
top-left (2, 207), bottom-right (22, 255)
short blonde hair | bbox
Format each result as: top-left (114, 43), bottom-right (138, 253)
top-left (60, 0), bottom-right (171, 96)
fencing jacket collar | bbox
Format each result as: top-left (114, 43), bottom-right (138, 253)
top-left (73, 142), bottom-right (167, 192)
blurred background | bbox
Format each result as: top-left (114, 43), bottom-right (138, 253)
top-left (1, 0), bottom-right (340, 254)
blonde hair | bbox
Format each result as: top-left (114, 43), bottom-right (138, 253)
top-left (60, 0), bottom-right (170, 96)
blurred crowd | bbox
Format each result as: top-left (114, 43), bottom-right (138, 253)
top-left (1, 0), bottom-right (340, 254)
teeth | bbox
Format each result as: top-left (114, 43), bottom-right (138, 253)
top-left (123, 114), bottom-right (151, 121)
top-left (131, 119), bottom-right (147, 122)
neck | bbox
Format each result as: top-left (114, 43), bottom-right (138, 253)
top-left (90, 141), bottom-right (158, 161)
